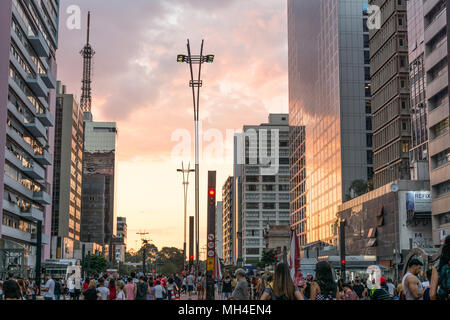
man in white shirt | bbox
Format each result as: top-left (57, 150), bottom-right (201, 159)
top-left (154, 280), bottom-right (166, 300)
top-left (41, 274), bottom-right (55, 300)
top-left (97, 279), bottom-right (110, 300)
top-left (386, 278), bottom-right (396, 297)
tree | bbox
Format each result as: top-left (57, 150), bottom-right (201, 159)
top-left (160, 263), bottom-right (177, 275)
top-left (257, 249), bottom-right (277, 268)
top-left (83, 254), bottom-right (108, 274)
top-left (158, 247), bottom-right (184, 272)
top-left (346, 179), bottom-right (371, 200)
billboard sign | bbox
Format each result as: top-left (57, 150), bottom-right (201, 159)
top-left (406, 191), bottom-right (431, 212)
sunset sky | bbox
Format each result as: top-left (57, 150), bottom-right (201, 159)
top-left (57, 0), bottom-right (289, 254)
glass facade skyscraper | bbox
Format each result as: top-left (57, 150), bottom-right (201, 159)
top-left (288, 0), bottom-right (373, 246)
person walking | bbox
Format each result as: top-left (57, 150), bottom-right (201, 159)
top-left (135, 276), bottom-right (149, 300)
top-left (402, 258), bottom-right (425, 300)
top-left (54, 279), bottom-right (62, 301)
top-left (108, 279), bottom-right (117, 300)
top-left (353, 278), bottom-right (364, 300)
top-left (342, 282), bottom-right (358, 300)
top-left (167, 278), bottom-right (178, 301)
top-left (221, 273), bottom-right (233, 300)
top-left (2, 274), bottom-right (21, 300)
top-left (154, 280), bottom-right (166, 300)
top-left (125, 277), bottom-right (135, 300)
top-left (309, 261), bottom-right (338, 300)
top-left (430, 235), bottom-right (450, 301)
top-left (186, 272), bottom-right (195, 298)
top-left (97, 278), bottom-right (110, 300)
top-left (116, 281), bottom-right (126, 300)
top-left (82, 280), bottom-right (101, 300)
top-left (228, 269), bottom-right (249, 300)
top-left (371, 277), bottom-right (392, 300)
top-left (148, 277), bottom-right (155, 300)
top-left (260, 262), bottom-right (304, 300)
top-left (41, 274), bottom-right (55, 300)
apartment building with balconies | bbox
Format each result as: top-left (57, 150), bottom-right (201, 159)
top-left (0, 0), bottom-right (59, 278)
top-left (423, 0), bottom-right (450, 245)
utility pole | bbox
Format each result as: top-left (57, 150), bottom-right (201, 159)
top-left (177, 41), bottom-right (215, 270)
top-left (34, 220), bottom-right (42, 294)
top-left (177, 162), bottom-right (195, 272)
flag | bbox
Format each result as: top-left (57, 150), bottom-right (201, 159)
top-left (213, 253), bottom-right (222, 280)
top-left (289, 228), bottom-right (305, 287)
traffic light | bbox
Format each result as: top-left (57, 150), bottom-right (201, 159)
top-left (206, 55), bottom-right (215, 63)
top-left (152, 269), bottom-right (156, 273)
top-left (177, 54), bottom-right (186, 63)
top-left (190, 255), bottom-right (194, 260)
top-left (341, 259), bottom-right (346, 266)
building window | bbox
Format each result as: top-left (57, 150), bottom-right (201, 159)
top-left (402, 142), bottom-right (409, 153)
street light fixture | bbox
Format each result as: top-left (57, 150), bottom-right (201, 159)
top-left (177, 39), bottom-right (215, 271)
top-left (177, 162), bottom-right (195, 272)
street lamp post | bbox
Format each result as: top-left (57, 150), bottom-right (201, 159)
top-left (177, 39), bottom-right (215, 270)
top-left (177, 162), bottom-right (195, 271)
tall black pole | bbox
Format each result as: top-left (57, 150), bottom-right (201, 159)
top-left (340, 219), bottom-right (346, 282)
top-left (206, 171), bottom-right (216, 300)
top-left (142, 243), bottom-right (146, 275)
top-left (87, 251), bottom-right (91, 277)
top-left (34, 220), bottom-right (42, 294)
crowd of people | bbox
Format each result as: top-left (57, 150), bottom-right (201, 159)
top-left (1, 236), bottom-right (449, 301)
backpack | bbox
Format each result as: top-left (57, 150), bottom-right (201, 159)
top-left (437, 263), bottom-right (450, 300)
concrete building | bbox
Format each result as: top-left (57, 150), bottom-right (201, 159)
top-left (215, 201), bottom-right (223, 259)
top-left (408, 0), bottom-right (430, 181)
top-left (337, 180), bottom-right (434, 277)
top-left (423, 0), bottom-right (450, 245)
top-left (238, 114), bottom-right (290, 265)
top-left (113, 216), bottom-right (126, 262)
top-left (81, 118), bottom-right (117, 257)
top-left (369, 0), bottom-right (412, 188)
top-left (263, 225), bottom-right (291, 255)
top-left (222, 177), bottom-right (234, 265)
top-left (0, 0), bottom-right (59, 279)
top-left (288, 0), bottom-right (374, 247)
top-left (50, 82), bottom-right (84, 260)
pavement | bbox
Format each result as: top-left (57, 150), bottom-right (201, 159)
top-left (179, 292), bottom-right (223, 300)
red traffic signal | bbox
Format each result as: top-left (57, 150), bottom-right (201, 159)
top-left (208, 188), bottom-right (215, 197)
top-left (153, 269), bottom-right (156, 273)
top-left (190, 255), bottom-right (194, 260)
top-left (341, 259), bottom-right (346, 265)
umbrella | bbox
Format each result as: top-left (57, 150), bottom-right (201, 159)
top-left (289, 228), bottom-right (305, 287)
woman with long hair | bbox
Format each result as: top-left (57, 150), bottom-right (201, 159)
top-left (82, 279), bottom-right (101, 300)
top-left (116, 280), bottom-right (126, 300)
top-left (17, 279), bottom-right (30, 300)
top-left (430, 235), bottom-right (450, 300)
top-left (309, 261), bottom-right (338, 300)
top-left (260, 262), bottom-right (304, 300)
top-left (108, 278), bottom-right (116, 300)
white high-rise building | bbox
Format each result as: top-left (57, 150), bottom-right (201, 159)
top-left (238, 114), bottom-right (291, 266)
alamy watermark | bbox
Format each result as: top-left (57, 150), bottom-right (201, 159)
top-left (367, 5), bottom-right (381, 30)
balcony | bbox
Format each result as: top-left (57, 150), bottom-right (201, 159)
top-left (5, 126), bottom-right (35, 156)
top-left (33, 190), bottom-right (51, 205)
top-left (426, 69), bottom-right (448, 100)
top-left (430, 163), bottom-right (450, 186)
top-left (7, 101), bottom-right (25, 123)
top-left (34, 149), bottom-right (53, 166)
top-left (424, 0), bottom-right (442, 17)
top-left (36, 110), bottom-right (54, 127)
top-left (425, 38), bottom-right (447, 72)
top-left (428, 98), bottom-right (449, 128)
top-left (24, 118), bottom-right (47, 138)
top-left (432, 193), bottom-right (450, 215)
top-left (1, 225), bottom-right (32, 243)
top-left (429, 131), bottom-right (450, 156)
top-left (5, 149), bottom-right (23, 170)
top-left (40, 71), bottom-right (56, 89)
top-left (22, 162), bottom-right (46, 180)
top-left (3, 174), bottom-right (33, 199)
top-left (2, 199), bottom-right (44, 222)
top-left (26, 74), bottom-right (48, 98)
top-left (28, 31), bottom-right (50, 57)
top-left (425, 8), bottom-right (447, 45)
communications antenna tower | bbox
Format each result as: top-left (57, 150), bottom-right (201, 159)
top-left (80, 11), bottom-right (95, 113)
